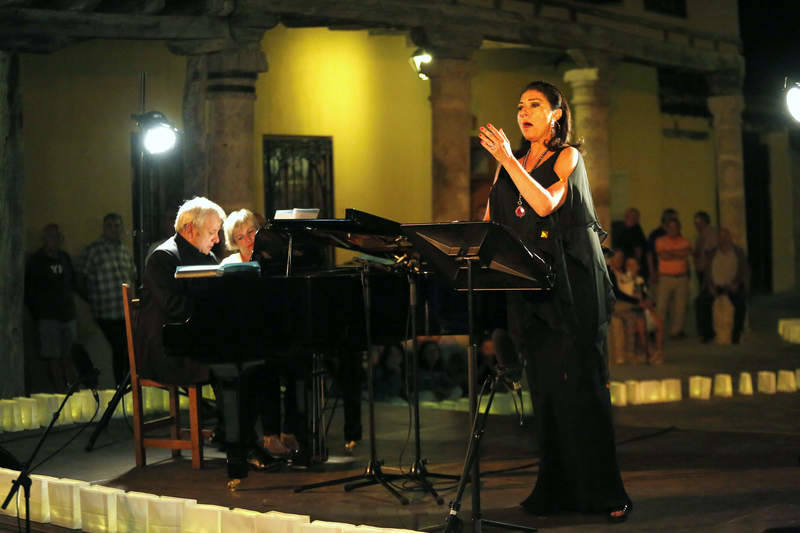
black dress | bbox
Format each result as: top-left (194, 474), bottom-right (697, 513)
top-left (489, 147), bottom-right (630, 514)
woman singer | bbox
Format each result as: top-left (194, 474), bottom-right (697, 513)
top-left (479, 81), bottom-right (632, 522)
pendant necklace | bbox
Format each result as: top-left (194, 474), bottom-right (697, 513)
top-left (515, 146), bottom-right (549, 218)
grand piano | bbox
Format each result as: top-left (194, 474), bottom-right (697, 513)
top-left (162, 210), bottom-right (412, 473)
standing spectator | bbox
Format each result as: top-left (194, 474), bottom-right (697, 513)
top-left (646, 208), bottom-right (678, 293)
top-left (655, 219), bottom-right (691, 339)
top-left (693, 211), bottom-right (718, 342)
top-left (615, 207), bottom-right (649, 280)
top-left (25, 223), bottom-right (78, 392)
top-left (79, 213), bottom-right (137, 385)
top-left (705, 228), bottom-right (748, 344)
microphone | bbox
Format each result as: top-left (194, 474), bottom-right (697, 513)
top-left (491, 329), bottom-right (523, 392)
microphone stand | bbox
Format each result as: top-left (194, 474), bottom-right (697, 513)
top-left (2, 379), bottom-right (89, 533)
top-left (429, 371), bottom-right (536, 533)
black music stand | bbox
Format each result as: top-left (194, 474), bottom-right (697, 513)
top-left (279, 211), bottom-right (413, 504)
top-left (402, 221), bottom-right (552, 533)
top-left (294, 263), bottom-right (409, 504)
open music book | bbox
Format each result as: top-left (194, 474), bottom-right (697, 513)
top-left (174, 261), bottom-right (261, 279)
top-left (274, 208), bottom-right (320, 220)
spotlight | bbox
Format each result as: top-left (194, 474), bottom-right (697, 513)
top-left (132, 111), bottom-right (179, 154)
top-left (409, 48), bottom-right (432, 80)
top-left (786, 80), bottom-right (800, 122)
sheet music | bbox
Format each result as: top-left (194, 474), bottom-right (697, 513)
top-left (274, 208), bottom-right (320, 220)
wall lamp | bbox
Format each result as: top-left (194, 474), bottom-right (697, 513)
top-left (409, 48), bottom-right (433, 80)
top-left (132, 111), bottom-right (180, 154)
top-left (785, 78), bottom-right (800, 122)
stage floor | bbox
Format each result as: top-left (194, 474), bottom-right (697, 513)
top-left (2, 291), bottom-right (800, 532)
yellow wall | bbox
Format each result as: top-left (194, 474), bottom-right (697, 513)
top-left (659, 114), bottom-right (717, 246)
top-left (608, 62), bottom-right (717, 249)
top-left (255, 26), bottom-right (432, 226)
top-left (765, 131), bottom-right (795, 292)
top-left (608, 63), bottom-right (664, 232)
top-left (471, 49), bottom-right (562, 144)
top-left (22, 40), bottom-right (185, 259)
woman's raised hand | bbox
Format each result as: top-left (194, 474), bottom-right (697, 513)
top-left (479, 123), bottom-right (513, 163)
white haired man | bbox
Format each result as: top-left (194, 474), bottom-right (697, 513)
top-left (136, 197), bottom-right (275, 477)
top-left (136, 196), bottom-right (225, 384)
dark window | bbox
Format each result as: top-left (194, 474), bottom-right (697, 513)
top-left (644, 0), bottom-right (687, 17)
top-left (262, 135), bottom-right (334, 219)
top-left (658, 68), bottom-right (710, 117)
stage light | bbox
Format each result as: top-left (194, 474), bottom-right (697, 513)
top-left (409, 48), bottom-right (432, 80)
top-left (132, 111), bottom-right (179, 154)
top-left (786, 81), bottom-right (800, 122)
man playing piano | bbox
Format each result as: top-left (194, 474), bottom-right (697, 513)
top-left (136, 196), bottom-right (272, 477)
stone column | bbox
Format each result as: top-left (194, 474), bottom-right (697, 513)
top-left (563, 63), bottom-right (613, 233)
top-left (412, 28), bottom-right (481, 222)
top-left (428, 57), bottom-right (474, 222)
top-left (0, 51), bottom-right (25, 398)
top-left (205, 43), bottom-right (267, 213)
top-left (182, 54), bottom-right (209, 199)
top-left (708, 81), bottom-right (748, 251)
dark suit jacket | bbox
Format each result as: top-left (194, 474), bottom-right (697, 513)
top-left (135, 233), bottom-right (217, 384)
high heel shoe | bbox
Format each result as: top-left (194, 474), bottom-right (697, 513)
top-left (608, 500), bottom-right (632, 523)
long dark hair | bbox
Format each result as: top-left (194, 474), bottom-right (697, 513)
top-left (515, 80), bottom-right (582, 157)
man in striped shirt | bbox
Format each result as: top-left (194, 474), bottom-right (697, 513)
top-left (79, 213), bottom-right (137, 385)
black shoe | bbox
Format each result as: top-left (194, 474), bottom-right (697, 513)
top-left (608, 500), bottom-right (632, 523)
top-left (246, 446), bottom-right (278, 472)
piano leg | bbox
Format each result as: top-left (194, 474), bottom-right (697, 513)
top-left (308, 352), bottom-right (328, 464)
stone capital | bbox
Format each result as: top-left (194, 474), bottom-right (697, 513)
top-left (707, 92), bottom-right (745, 123)
top-left (206, 42), bottom-right (268, 75)
top-left (564, 67), bottom-right (611, 107)
top-left (706, 67), bottom-right (745, 97)
top-left (567, 49), bottom-right (618, 71)
top-left (426, 56), bottom-right (474, 83)
top-left (410, 26), bottom-right (482, 60)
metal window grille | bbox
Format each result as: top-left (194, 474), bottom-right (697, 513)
top-left (262, 135), bottom-right (334, 220)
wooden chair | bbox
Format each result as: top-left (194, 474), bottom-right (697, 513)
top-left (122, 283), bottom-right (210, 469)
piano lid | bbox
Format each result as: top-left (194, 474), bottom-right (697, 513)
top-left (263, 208), bottom-right (410, 257)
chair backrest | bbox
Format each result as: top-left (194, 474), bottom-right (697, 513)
top-left (122, 283), bottom-right (141, 381)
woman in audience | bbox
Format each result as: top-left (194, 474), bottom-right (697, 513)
top-left (620, 255), bottom-right (664, 364)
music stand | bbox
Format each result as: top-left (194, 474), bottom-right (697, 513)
top-left (281, 210), bottom-right (412, 504)
top-left (402, 221), bottom-right (552, 533)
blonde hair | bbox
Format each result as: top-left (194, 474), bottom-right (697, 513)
top-left (174, 197), bottom-right (226, 234)
top-left (223, 209), bottom-right (257, 251)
